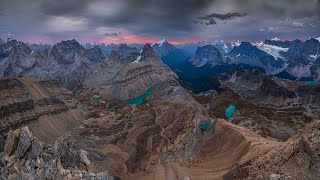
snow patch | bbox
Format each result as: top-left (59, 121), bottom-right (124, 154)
top-left (315, 37), bottom-right (320, 42)
top-left (271, 37), bottom-right (280, 41)
top-left (310, 54), bottom-right (319, 59)
top-left (222, 44), bottom-right (229, 53)
top-left (236, 54), bottom-right (241, 57)
top-left (152, 39), bottom-right (167, 47)
top-left (133, 55), bottom-right (141, 63)
top-left (254, 42), bottom-right (289, 60)
top-left (233, 40), bottom-right (241, 46)
top-left (132, 49), bottom-right (143, 63)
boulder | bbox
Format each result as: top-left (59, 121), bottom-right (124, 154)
top-left (14, 127), bottom-right (33, 159)
top-left (4, 129), bottom-right (20, 156)
top-left (54, 137), bottom-right (80, 168)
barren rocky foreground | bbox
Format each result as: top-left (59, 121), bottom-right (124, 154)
top-left (0, 74), bottom-right (319, 180)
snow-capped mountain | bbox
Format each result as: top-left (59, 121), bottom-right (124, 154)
top-left (151, 39), bottom-right (191, 67)
top-left (185, 37), bottom-right (320, 81)
top-left (151, 39), bottom-right (168, 47)
top-left (226, 42), bottom-right (285, 74)
top-left (152, 39), bottom-right (180, 57)
top-left (253, 41), bottom-right (289, 60)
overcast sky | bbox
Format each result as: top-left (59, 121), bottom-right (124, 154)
top-left (0, 0), bottom-right (319, 44)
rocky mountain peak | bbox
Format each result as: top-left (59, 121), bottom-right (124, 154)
top-left (152, 39), bottom-right (169, 47)
top-left (189, 44), bottom-right (224, 67)
top-left (305, 38), bottom-right (319, 44)
top-left (54, 39), bottom-right (83, 50)
top-left (6, 38), bottom-right (16, 43)
top-left (4, 38), bottom-right (18, 47)
top-left (264, 39), bottom-right (303, 48)
top-left (228, 42), bottom-right (252, 55)
top-left (118, 43), bottom-right (130, 49)
top-left (1, 38), bottom-right (31, 57)
top-left (197, 44), bottom-right (220, 52)
top-left (109, 50), bottom-right (121, 61)
top-left (50, 39), bottom-right (85, 64)
top-left (151, 39), bottom-right (182, 58)
top-left (141, 43), bottom-right (157, 58)
top-left (117, 43), bottom-right (138, 57)
top-left (84, 45), bottom-right (105, 63)
top-left (238, 41), bottom-right (254, 49)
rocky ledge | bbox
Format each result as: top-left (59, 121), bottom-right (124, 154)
top-left (0, 126), bottom-right (113, 179)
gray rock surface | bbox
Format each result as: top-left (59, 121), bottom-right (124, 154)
top-left (0, 126), bottom-right (114, 180)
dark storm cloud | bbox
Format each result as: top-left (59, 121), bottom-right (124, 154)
top-left (105, 32), bottom-right (119, 36)
top-left (40, 0), bottom-right (90, 15)
top-left (205, 19), bottom-right (217, 25)
top-left (0, 0), bottom-right (319, 43)
top-left (199, 12), bottom-right (247, 21)
top-left (89, 0), bottom-right (217, 36)
top-left (198, 12), bottom-right (247, 25)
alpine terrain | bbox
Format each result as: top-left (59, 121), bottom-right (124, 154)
top-left (1, 0), bottom-right (320, 180)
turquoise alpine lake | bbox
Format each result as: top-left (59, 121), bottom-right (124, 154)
top-left (225, 105), bottom-right (236, 119)
top-left (203, 92), bottom-right (211, 97)
top-left (127, 84), bottom-right (156, 105)
top-left (199, 120), bottom-right (211, 131)
top-left (91, 94), bottom-right (101, 100)
top-left (301, 81), bottom-right (320, 86)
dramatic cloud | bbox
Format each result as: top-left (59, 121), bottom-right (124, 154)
top-left (105, 32), bottom-right (120, 36)
top-left (198, 12), bottom-right (247, 25)
top-left (0, 0), bottom-right (319, 43)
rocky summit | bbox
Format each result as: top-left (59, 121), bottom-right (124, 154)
top-left (0, 126), bottom-right (113, 179)
top-left (189, 45), bottom-right (224, 67)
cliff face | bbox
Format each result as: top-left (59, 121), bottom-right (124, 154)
top-left (0, 77), bottom-right (83, 143)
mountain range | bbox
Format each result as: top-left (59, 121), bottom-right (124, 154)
top-left (1, 36), bottom-right (319, 94)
